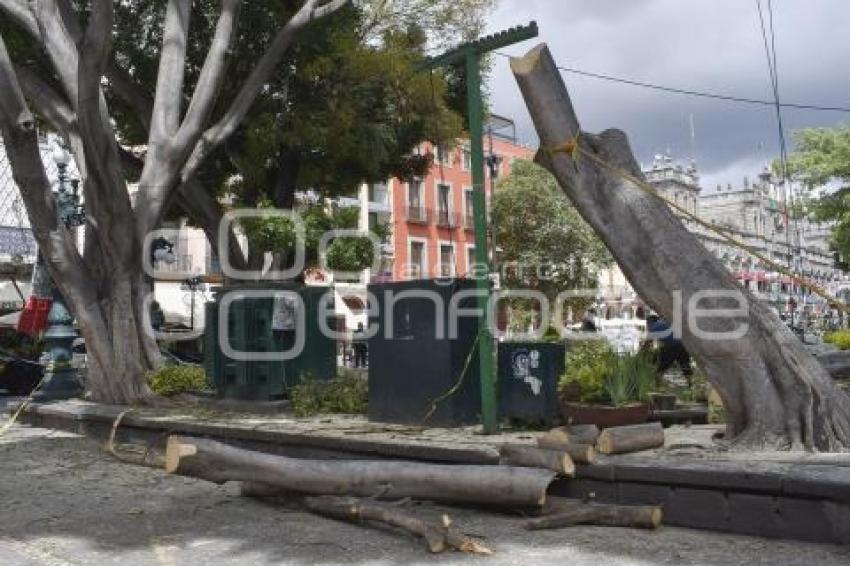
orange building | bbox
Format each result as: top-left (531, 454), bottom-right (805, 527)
top-left (385, 132), bottom-right (533, 281)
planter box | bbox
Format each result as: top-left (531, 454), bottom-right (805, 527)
top-left (560, 402), bottom-right (649, 428)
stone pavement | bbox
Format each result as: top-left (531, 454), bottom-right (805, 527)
top-left (2, 420), bottom-right (850, 565)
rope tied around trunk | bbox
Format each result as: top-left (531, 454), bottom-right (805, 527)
top-left (543, 133), bottom-right (581, 161)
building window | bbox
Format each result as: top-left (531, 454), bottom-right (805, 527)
top-left (436, 146), bottom-right (452, 167)
top-left (464, 188), bottom-right (474, 229)
top-left (407, 180), bottom-right (426, 222)
top-left (462, 148), bottom-right (472, 170)
top-left (440, 244), bottom-right (455, 277)
top-left (410, 240), bottom-right (426, 279)
top-left (369, 182), bottom-right (387, 205)
top-left (437, 183), bottom-right (452, 226)
top-left (467, 247), bottom-right (476, 275)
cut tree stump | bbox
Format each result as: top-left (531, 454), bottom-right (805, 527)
top-left (302, 495), bottom-right (492, 554)
top-left (164, 436), bottom-right (554, 507)
top-left (499, 445), bottom-right (575, 477)
top-left (535, 438), bottom-right (597, 465)
top-left (596, 422), bottom-right (665, 455)
top-left (540, 424), bottom-right (600, 446)
top-left (525, 499), bottom-right (662, 530)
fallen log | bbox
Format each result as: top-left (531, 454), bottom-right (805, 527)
top-left (540, 425), bottom-right (600, 446)
top-left (302, 495), bottom-right (491, 554)
top-left (525, 499), bottom-right (662, 530)
top-left (165, 436), bottom-right (554, 507)
top-left (535, 438), bottom-right (597, 465)
top-left (596, 422), bottom-right (665, 455)
top-left (499, 445), bottom-right (575, 477)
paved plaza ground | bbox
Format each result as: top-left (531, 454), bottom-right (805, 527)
top-left (1, 406), bottom-right (849, 565)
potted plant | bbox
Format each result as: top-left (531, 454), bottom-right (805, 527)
top-left (558, 340), bottom-right (655, 428)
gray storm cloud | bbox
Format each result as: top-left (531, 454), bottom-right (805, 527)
top-left (484, 0), bottom-right (850, 189)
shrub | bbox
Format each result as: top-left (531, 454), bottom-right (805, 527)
top-left (606, 352), bottom-right (657, 406)
top-left (559, 340), bottom-right (617, 404)
top-left (825, 330), bottom-right (850, 350)
top-left (290, 371), bottom-right (368, 417)
top-left (147, 365), bottom-right (209, 396)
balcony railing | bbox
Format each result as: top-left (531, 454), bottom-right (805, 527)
top-left (436, 210), bottom-right (461, 228)
top-left (463, 213), bottom-right (475, 230)
top-left (406, 205), bottom-right (431, 224)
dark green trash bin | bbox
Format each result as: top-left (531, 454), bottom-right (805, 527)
top-left (498, 341), bottom-right (564, 426)
top-left (204, 284), bottom-right (336, 400)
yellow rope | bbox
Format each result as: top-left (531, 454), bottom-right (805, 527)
top-left (0, 371), bottom-right (48, 437)
top-left (543, 135), bottom-right (850, 315)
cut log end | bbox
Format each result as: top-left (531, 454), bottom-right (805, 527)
top-left (509, 43), bottom-right (547, 74)
top-left (164, 436), bottom-right (197, 473)
top-left (596, 423), bottom-right (665, 455)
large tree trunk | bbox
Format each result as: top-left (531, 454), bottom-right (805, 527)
top-left (0, 0), bottom-right (349, 404)
top-left (511, 44), bottom-right (850, 451)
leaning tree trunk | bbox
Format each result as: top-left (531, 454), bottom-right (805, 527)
top-left (511, 44), bottom-right (850, 451)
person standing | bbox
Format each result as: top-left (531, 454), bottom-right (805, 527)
top-left (352, 322), bottom-right (368, 369)
top-left (645, 313), bottom-right (693, 385)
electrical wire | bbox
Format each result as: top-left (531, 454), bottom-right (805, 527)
top-left (491, 51), bottom-right (850, 113)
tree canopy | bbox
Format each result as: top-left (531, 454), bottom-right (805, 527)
top-left (491, 159), bottom-right (611, 317)
top-left (785, 125), bottom-right (850, 259)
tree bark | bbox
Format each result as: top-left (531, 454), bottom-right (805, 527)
top-left (525, 499), bottom-right (662, 530)
top-left (164, 436), bottom-right (555, 507)
top-left (535, 439), bottom-right (597, 465)
top-left (499, 444), bottom-right (575, 477)
top-left (539, 424), bottom-right (600, 446)
top-left (0, 0), bottom-right (349, 404)
top-left (596, 422), bottom-right (665, 455)
top-left (511, 43), bottom-right (850, 451)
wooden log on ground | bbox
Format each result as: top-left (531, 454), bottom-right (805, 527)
top-left (165, 436), bottom-right (554, 507)
top-left (596, 422), bottom-right (665, 455)
top-left (302, 495), bottom-right (491, 554)
top-left (525, 499), bottom-right (662, 530)
top-left (535, 438), bottom-right (597, 465)
top-left (499, 445), bottom-right (575, 477)
top-left (541, 425), bottom-right (600, 445)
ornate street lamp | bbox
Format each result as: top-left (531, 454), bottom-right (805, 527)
top-left (33, 145), bottom-right (85, 402)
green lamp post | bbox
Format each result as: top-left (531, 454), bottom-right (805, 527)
top-left (33, 145), bottom-right (85, 402)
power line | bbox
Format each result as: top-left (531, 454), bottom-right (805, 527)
top-left (491, 51), bottom-right (850, 113)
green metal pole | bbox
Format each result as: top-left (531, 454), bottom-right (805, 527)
top-left (465, 52), bottom-right (497, 434)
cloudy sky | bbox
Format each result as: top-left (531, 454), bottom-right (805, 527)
top-left (483, 0), bottom-right (850, 191)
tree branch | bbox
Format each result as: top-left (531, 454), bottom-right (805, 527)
top-left (33, 0), bottom-right (80, 104)
top-left (0, 0), bottom-right (38, 36)
top-left (105, 60), bottom-right (153, 131)
top-left (172, 0), bottom-right (241, 152)
top-left (175, 178), bottom-right (247, 271)
top-left (149, 0), bottom-right (191, 142)
top-left (180, 0), bottom-right (349, 183)
top-left (0, 32), bottom-right (95, 309)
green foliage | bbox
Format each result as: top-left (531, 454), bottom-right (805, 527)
top-left (147, 365), bottom-right (210, 396)
top-left (606, 352), bottom-right (657, 406)
top-left (559, 340), bottom-right (617, 404)
top-left (492, 160), bottom-right (611, 309)
top-left (825, 330), bottom-right (850, 350)
top-left (559, 341), bottom-right (657, 406)
top-left (238, 201), bottom-right (389, 274)
top-left (542, 325), bottom-right (562, 343)
top-left (290, 371), bottom-right (368, 417)
top-left (784, 126), bottom-right (850, 259)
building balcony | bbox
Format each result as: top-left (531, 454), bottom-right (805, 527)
top-left (406, 205), bottom-right (431, 224)
top-left (436, 210), bottom-right (461, 228)
top-left (463, 213), bottom-right (476, 230)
